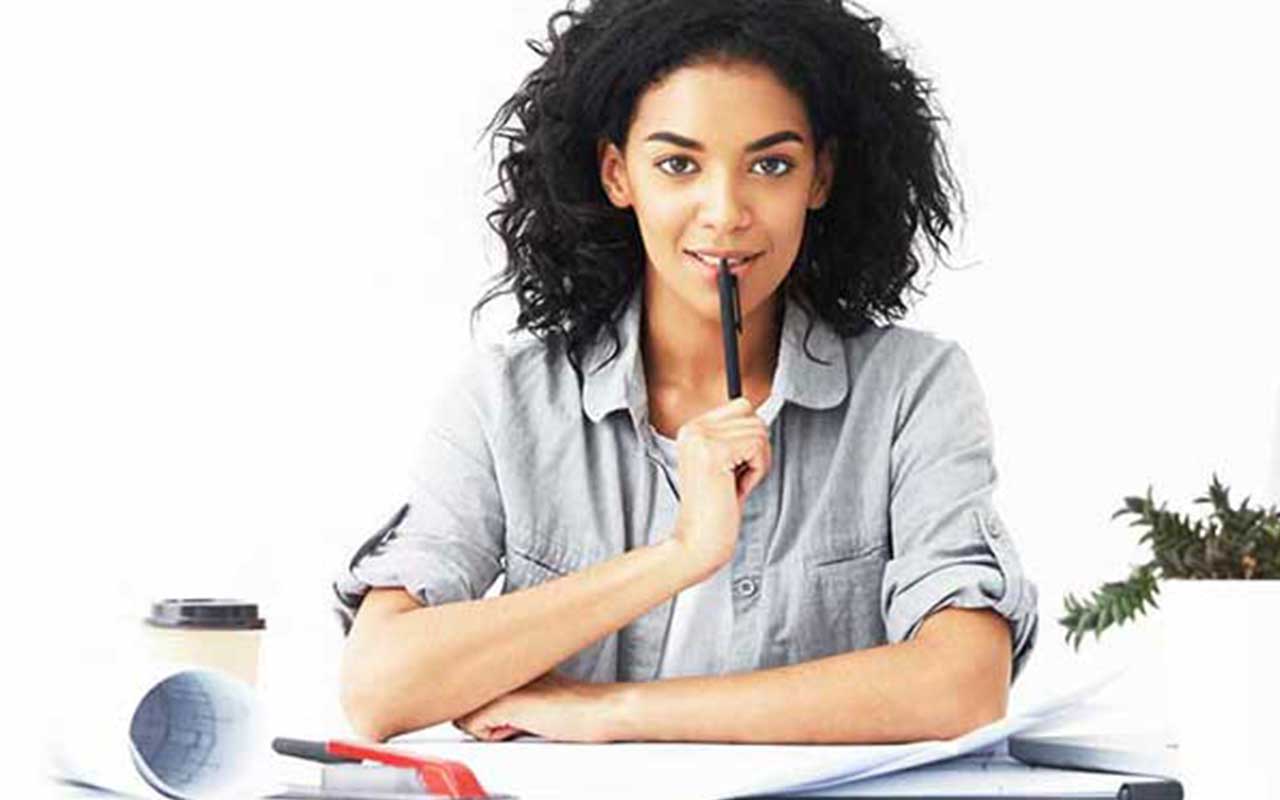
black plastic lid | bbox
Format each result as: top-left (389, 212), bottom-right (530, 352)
top-left (145, 598), bottom-right (266, 630)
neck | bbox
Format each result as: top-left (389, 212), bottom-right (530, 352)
top-left (641, 278), bottom-right (783, 400)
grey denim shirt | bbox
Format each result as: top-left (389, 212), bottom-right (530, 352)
top-left (334, 285), bottom-right (1039, 683)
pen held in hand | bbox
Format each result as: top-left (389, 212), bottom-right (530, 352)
top-left (717, 257), bottom-right (743, 400)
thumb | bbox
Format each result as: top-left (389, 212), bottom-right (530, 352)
top-left (736, 463), bottom-right (764, 504)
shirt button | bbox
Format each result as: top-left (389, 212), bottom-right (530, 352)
top-left (987, 516), bottom-right (1002, 538)
top-left (733, 577), bottom-right (759, 599)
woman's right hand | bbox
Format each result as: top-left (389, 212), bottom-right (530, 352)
top-left (670, 397), bottom-right (773, 579)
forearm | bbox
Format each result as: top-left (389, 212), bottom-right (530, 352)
top-left (613, 608), bottom-right (1011, 743)
top-left (343, 538), bottom-right (696, 740)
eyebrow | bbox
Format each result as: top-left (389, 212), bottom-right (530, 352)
top-left (642, 130), bottom-right (806, 152)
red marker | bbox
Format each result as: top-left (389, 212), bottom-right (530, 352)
top-left (272, 737), bottom-right (511, 799)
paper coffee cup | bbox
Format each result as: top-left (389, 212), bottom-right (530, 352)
top-left (144, 598), bottom-right (265, 686)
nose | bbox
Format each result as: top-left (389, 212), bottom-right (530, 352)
top-left (697, 169), bottom-right (752, 233)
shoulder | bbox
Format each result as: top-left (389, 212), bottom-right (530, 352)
top-left (842, 323), bottom-right (973, 390)
top-left (831, 323), bottom-right (989, 439)
top-left (441, 330), bottom-right (581, 424)
top-left (856, 325), bottom-right (993, 442)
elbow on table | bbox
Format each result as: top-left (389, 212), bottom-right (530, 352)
top-left (341, 697), bottom-right (391, 743)
top-left (339, 653), bottom-right (399, 742)
top-left (933, 688), bottom-right (1007, 740)
top-left (339, 588), bottom-right (452, 741)
top-left (340, 660), bottom-right (458, 743)
top-left (341, 635), bottom-right (473, 742)
top-left (931, 658), bottom-right (1010, 740)
top-left (339, 630), bottom-right (448, 743)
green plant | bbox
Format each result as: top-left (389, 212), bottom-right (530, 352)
top-left (1060, 474), bottom-right (1280, 649)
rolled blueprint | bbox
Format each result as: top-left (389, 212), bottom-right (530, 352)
top-left (49, 656), bottom-right (271, 799)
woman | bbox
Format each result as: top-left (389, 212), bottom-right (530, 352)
top-left (334, 0), bottom-right (1038, 744)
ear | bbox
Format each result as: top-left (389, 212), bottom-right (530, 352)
top-left (808, 138), bottom-right (838, 210)
top-left (598, 139), bottom-right (633, 209)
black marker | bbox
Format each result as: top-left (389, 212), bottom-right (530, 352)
top-left (717, 257), bottom-right (743, 399)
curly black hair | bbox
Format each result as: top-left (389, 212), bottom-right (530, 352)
top-left (471, 0), bottom-right (963, 373)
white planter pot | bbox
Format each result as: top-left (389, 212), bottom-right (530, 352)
top-left (1161, 579), bottom-right (1280, 797)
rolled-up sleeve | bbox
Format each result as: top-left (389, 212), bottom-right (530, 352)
top-left (331, 347), bottom-right (506, 634)
top-left (880, 341), bottom-right (1038, 681)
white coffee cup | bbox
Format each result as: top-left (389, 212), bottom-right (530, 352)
top-left (143, 598), bottom-right (265, 686)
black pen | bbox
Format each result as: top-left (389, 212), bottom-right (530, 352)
top-left (717, 256), bottom-right (743, 400)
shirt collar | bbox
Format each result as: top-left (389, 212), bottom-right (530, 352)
top-left (581, 284), bottom-right (849, 425)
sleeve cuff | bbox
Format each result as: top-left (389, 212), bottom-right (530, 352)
top-left (330, 504), bottom-right (503, 635)
top-left (882, 509), bottom-right (1039, 681)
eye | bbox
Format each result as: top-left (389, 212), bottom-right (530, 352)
top-left (656, 155), bottom-right (697, 176)
top-left (752, 156), bottom-right (795, 177)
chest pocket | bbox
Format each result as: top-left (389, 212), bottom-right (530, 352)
top-left (774, 492), bottom-right (889, 665)
top-left (503, 521), bottom-right (589, 589)
top-left (791, 540), bottom-right (889, 662)
top-left (501, 527), bottom-right (612, 681)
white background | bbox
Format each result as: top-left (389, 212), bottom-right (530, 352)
top-left (6, 0), bottom-right (1279, 778)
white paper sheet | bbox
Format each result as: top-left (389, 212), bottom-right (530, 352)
top-left (798, 750), bottom-right (1160, 797)
top-left (48, 655), bottom-right (272, 799)
top-left (387, 669), bottom-right (1121, 800)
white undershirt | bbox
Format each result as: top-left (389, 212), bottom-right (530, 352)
top-left (649, 426), bottom-right (733, 678)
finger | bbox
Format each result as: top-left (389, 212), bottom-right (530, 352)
top-left (734, 438), bottom-right (772, 501)
top-left (676, 409), bottom-right (764, 442)
top-left (686, 419), bottom-right (766, 446)
top-left (490, 724), bottom-right (523, 741)
top-left (454, 706), bottom-right (497, 740)
top-left (699, 417), bottom-right (767, 437)
top-left (736, 443), bottom-right (772, 501)
top-left (696, 440), bottom-right (762, 483)
top-left (720, 428), bottom-right (769, 466)
top-left (677, 429), bottom-right (765, 466)
top-left (690, 396), bottom-right (755, 423)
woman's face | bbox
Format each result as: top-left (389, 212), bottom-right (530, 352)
top-left (599, 59), bottom-right (835, 323)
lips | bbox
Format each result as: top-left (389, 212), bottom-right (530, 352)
top-left (685, 250), bottom-right (761, 268)
top-left (683, 249), bottom-right (761, 283)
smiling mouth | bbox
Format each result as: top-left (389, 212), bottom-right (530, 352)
top-left (684, 251), bottom-right (762, 268)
